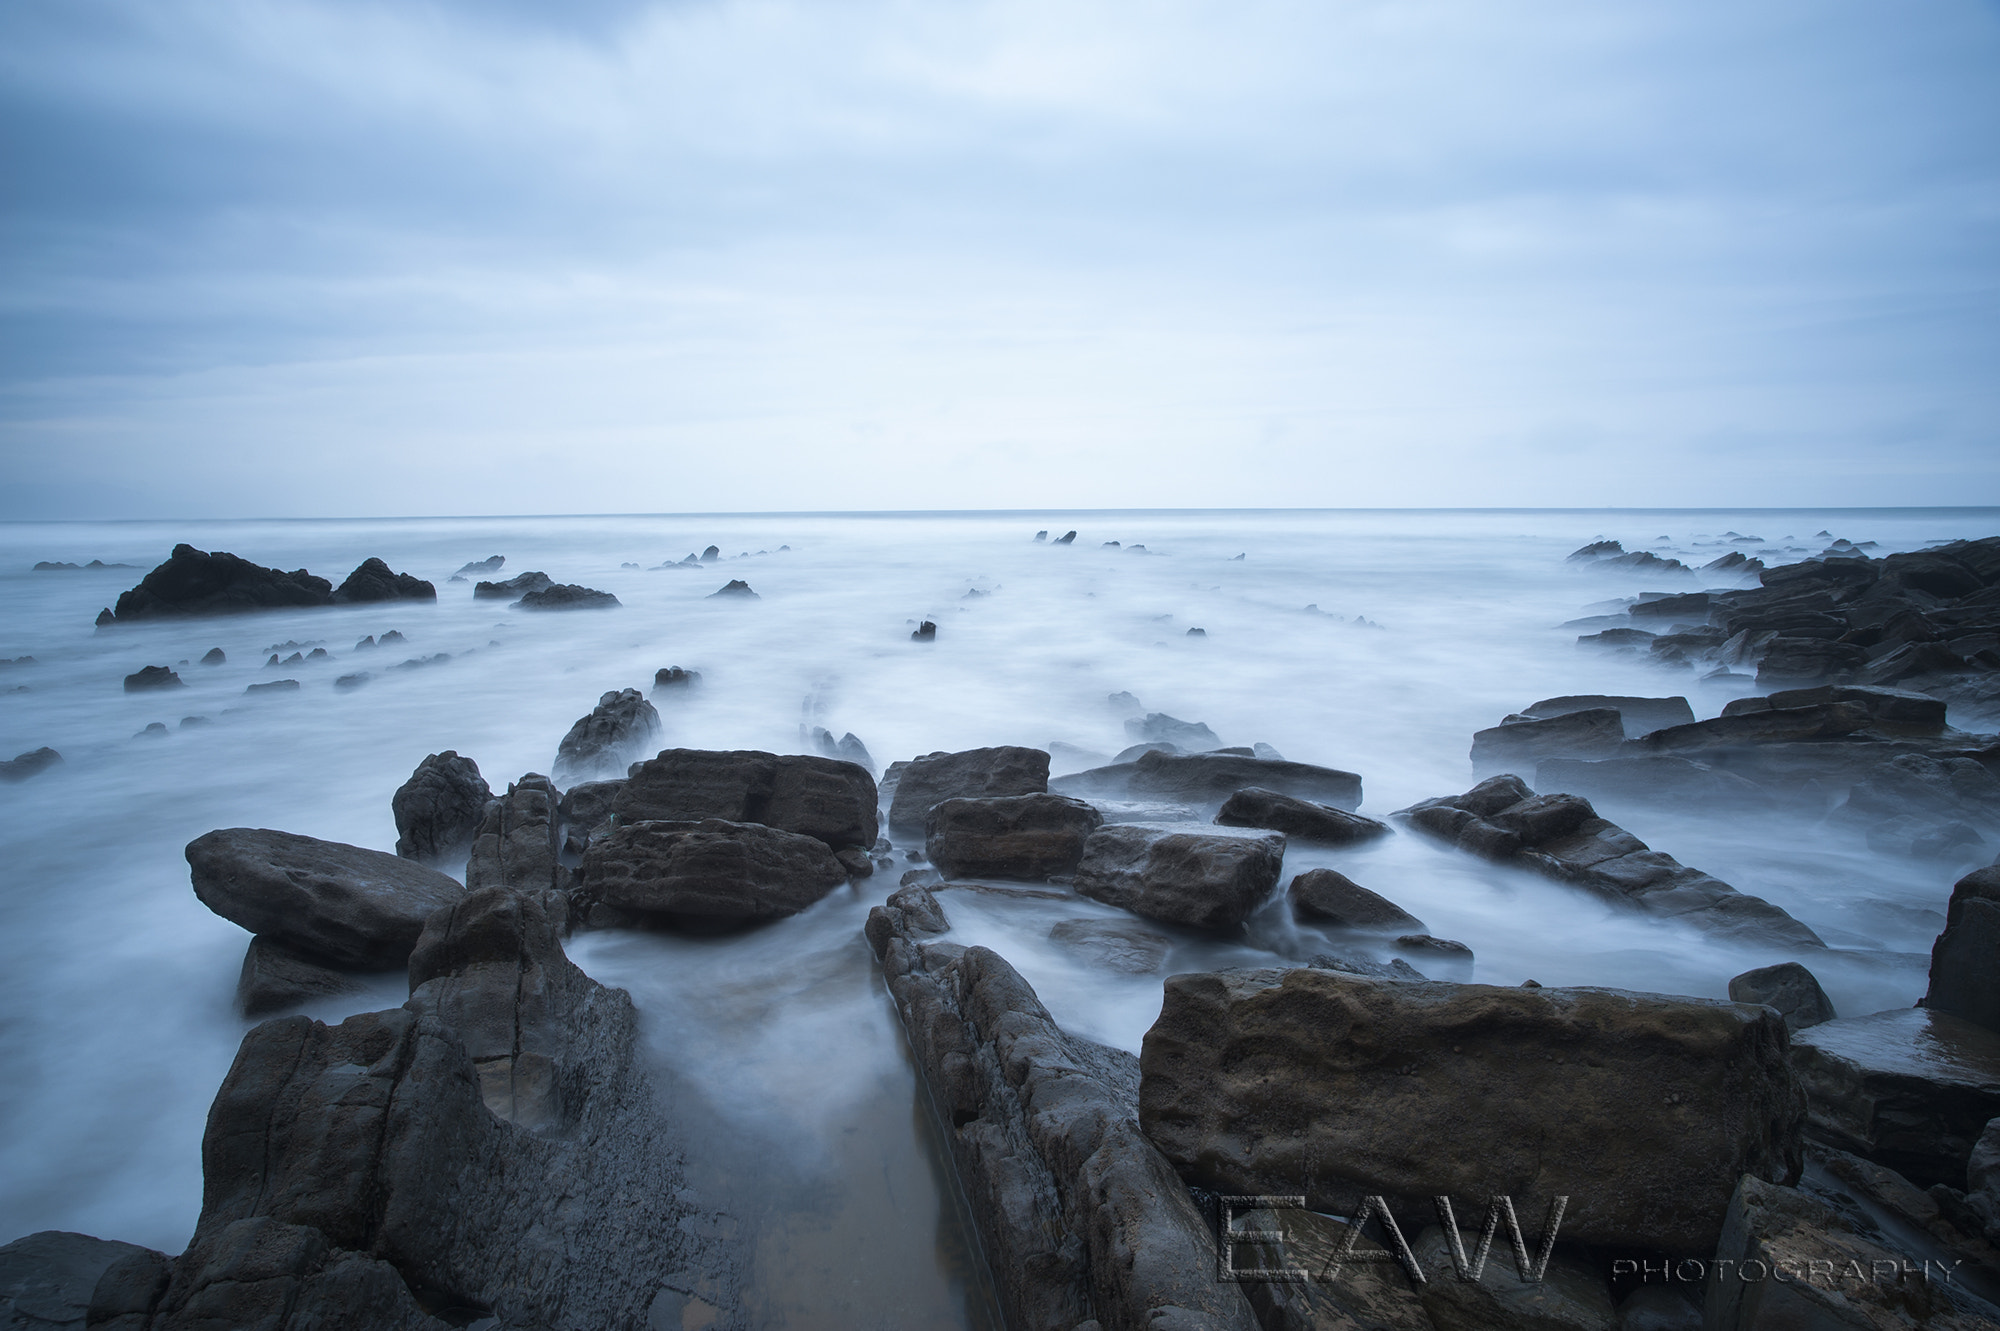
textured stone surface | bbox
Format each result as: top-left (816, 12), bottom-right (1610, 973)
top-left (1073, 823), bottom-right (1286, 931)
top-left (391, 750), bottom-right (491, 862)
top-left (1214, 786), bottom-right (1390, 845)
top-left (1288, 867), bottom-right (1426, 932)
top-left (614, 748), bottom-right (878, 852)
top-left (551, 688), bottom-right (661, 785)
top-left (579, 817), bottom-right (847, 923)
top-left (330, 557), bottom-right (435, 604)
top-left (924, 793), bottom-right (1104, 879)
top-left (1728, 962), bottom-right (1837, 1033)
top-left (886, 745), bottom-right (1050, 836)
top-left (464, 774), bottom-right (564, 896)
top-left (0, 1230), bottom-right (164, 1331)
top-left (1470, 709), bottom-right (1625, 766)
top-left (236, 936), bottom-right (364, 1017)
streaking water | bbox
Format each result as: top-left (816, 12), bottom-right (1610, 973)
top-left (0, 508), bottom-right (1992, 1324)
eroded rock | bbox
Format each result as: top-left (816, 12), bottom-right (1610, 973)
top-left (925, 793), bottom-right (1104, 880)
top-left (1073, 823), bottom-right (1286, 931)
top-left (579, 818), bottom-right (846, 924)
top-left (391, 750), bottom-right (491, 863)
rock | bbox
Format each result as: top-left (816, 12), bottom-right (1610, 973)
top-left (1139, 967), bottom-right (1805, 1253)
top-left (1843, 754), bottom-right (2000, 837)
top-left (700, 544), bottom-right (720, 561)
top-left (614, 748), bottom-right (878, 851)
top-left (517, 583), bottom-right (618, 610)
top-left (134, 721), bottom-right (168, 739)
top-left (1726, 683), bottom-right (1948, 733)
top-left (886, 745), bottom-right (1051, 836)
top-left (330, 557), bottom-right (436, 604)
top-left (706, 580), bottom-right (757, 599)
top-left (0, 1230), bottom-right (166, 1331)
top-left (1790, 1006), bottom-right (2000, 1187)
top-left (1046, 918), bottom-right (1173, 974)
top-left (1288, 867), bottom-right (1425, 931)
top-left (1073, 823), bottom-right (1286, 931)
top-left (1308, 949), bottom-right (1427, 981)
top-left (1396, 934), bottom-right (1473, 960)
top-left (186, 828), bottom-right (465, 970)
top-left (391, 751), bottom-right (491, 862)
top-left (1214, 1199), bottom-right (1436, 1330)
top-left (237, 935), bottom-right (364, 1016)
top-left (1471, 708), bottom-right (1624, 766)
top-left (244, 678), bottom-right (299, 695)
top-left (199, 647), bottom-right (226, 666)
top-left (123, 664), bottom-right (184, 692)
top-left (578, 818), bottom-right (846, 923)
top-left (1568, 540), bottom-right (1624, 561)
top-left (1053, 530), bottom-right (1077, 544)
top-left (473, 570), bottom-right (552, 599)
top-left (465, 774), bottom-right (564, 895)
top-left (1053, 748), bottom-right (1364, 811)
top-left (1411, 1223), bottom-right (1617, 1331)
top-left (1534, 755), bottom-right (1773, 810)
top-left (1755, 636), bottom-right (1869, 684)
top-left (1578, 627), bottom-right (1658, 650)
top-left (1629, 590), bottom-right (1712, 623)
top-left (910, 619), bottom-right (936, 641)
top-left (652, 665), bottom-right (701, 691)
top-left (454, 555), bottom-right (504, 575)
top-left (924, 793), bottom-right (1105, 880)
top-left (335, 672), bottom-right (369, 690)
top-left (1112, 741), bottom-right (1179, 762)
top-left (864, 893), bottom-right (1261, 1331)
top-left (1522, 694), bottom-right (1696, 737)
top-left (1728, 962), bottom-right (1836, 1033)
top-left (1215, 786), bottom-right (1390, 845)
top-left (810, 726), bottom-right (875, 774)
top-left (1967, 1119), bottom-right (2000, 1243)
top-left (1926, 866), bottom-right (2000, 1034)
top-left (107, 544), bottom-right (333, 620)
top-left (552, 688), bottom-right (661, 785)
top-left (1125, 713), bottom-right (1223, 750)
top-left (0, 747), bottom-right (62, 781)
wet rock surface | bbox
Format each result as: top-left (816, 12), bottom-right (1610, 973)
top-left (330, 557), bottom-right (435, 604)
top-left (886, 745), bottom-right (1051, 836)
top-left (614, 748), bottom-right (878, 851)
top-left (579, 817), bottom-right (847, 924)
top-left (1728, 961), bottom-right (1837, 1033)
top-left (1214, 785), bottom-right (1390, 844)
top-left (107, 544), bottom-right (334, 620)
top-left (1927, 866), bottom-right (2000, 1033)
top-left (465, 774), bottom-right (565, 896)
top-left (1288, 866), bottom-right (1426, 931)
top-left (1073, 823), bottom-right (1287, 931)
top-left (391, 750), bottom-right (492, 862)
top-left (924, 792), bottom-right (1104, 879)
top-left (516, 582), bottom-right (619, 610)
top-left (551, 687), bottom-right (662, 784)
top-left (236, 935), bottom-right (364, 1017)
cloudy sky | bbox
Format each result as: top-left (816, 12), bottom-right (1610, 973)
top-left (1, 0), bottom-right (1996, 517)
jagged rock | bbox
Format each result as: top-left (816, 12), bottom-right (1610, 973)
top-left (1629, 591), bottom-right (1712, 623)
top-left (330, 558), bottom-right (436, 604)
top-left (1112, 741), bottom-right (1178, 763)
top-left (186, 828), bottom-right (465, 970)
top-left (1728, 962), bottom-right (1836, 1033)
top-left (1926, 865), bottom-right (2000, 1034)
top-left (199, 647), bottom-right (225, 666)
top-left (652, 665), bottom-right (701, 691)
top-left (392, 750), bottom-right (491, 862)
top-left (0, 1230), bottom-right (168, 1331)
top-left (1471, 709), bottom-right (1624, 766)
top-left (552, 688), bottom-right (661, 785)
top-left (517, 583), bottom-right (619, 610)
top-left (557, 779), bottom-right (624, 856)
top-left (1125, 713), bottom-right (1222, 750)
top-left (578, 818), bottom-right (846, 923)
top-left (886, 745), bottom-right (1051, 836)
top-left (1053, 748), bottom-right (1362, 811)
top-left (473, 570), bottom-right (552, 600)
top-left (1789, 1006), bottom-right (2000, 1187)
top-left (707, 580), bottom-right (757, 599)
top-left (925, 793), bottom-right (1104, 880)
top-left (1138, 967), bottom-right (1804, 1253)
top-left (123, 664), bottom-right (184, 692)
top-left (910, 620), bottom-right (936, 641)
top-left (465, 774), bottom-right (564, 895)
top-left (809, 726), bottom-right (874, 774)
top-left (1215, 786), bottom-right (1389, 844)
top-left (1073, 823), bottom-right (1286, 931)
top-left (614, 748), bottom-right (878, 851)
top-left (865, 890), bottom-right (1261, 1331)
top-left (108, 544), bottom-right (333, 620)
top-left (237, 935), bottom-right (364, 1017)
top-left (0, 747), bottom-right (62, 781)
top-left (1289, 868), bottom-right (1425, 932)
top-left (1522, 693), bottom-right (1696, 737)
top-left (1046, 918), bottom-right (1173, 974)
top-left (454, 555), bottom-right (504, 576)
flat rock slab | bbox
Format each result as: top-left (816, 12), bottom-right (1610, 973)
top-left (1073, 823), bottom-right (1286, 932)
top-left (580, 817), bottom-right (847, 924)
top-left (1138, 966), bottom-right (1804, 1254)
top-left (1522, 692), bottom-right (1696, 737)
top-left (1053, 748), bottom-right (1362, 810)
top-left (885, 745), bottom-right (1050, 836)
top-left (187, 828), bottom-right (465, 970)
top-left (1214, 786), bottom-right (1389, 845)
top-left (1789, 1006), bottom-right (2000, 1188)
top-left (924, 792), bottom-right (1103, 880)
top-left (615, 748), bottom-right (878, 851)
top-left (1470, 708), bottom-right (1625, 766)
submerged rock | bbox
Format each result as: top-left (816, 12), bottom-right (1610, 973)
top-left (391, 750), bottom-right (492, 863)
top-left (707, 580), bottom-right (757, 599)
top-left (579, 818), bottom-right (846, 924)
top-left (1053, 747), bottom-right (1363, 811)
top-left (517, 583), bottom-right (619, 610)
top-left (614, 748), bottom-right (878, 852)
top-left (1214, 786), bottom-right (1389, 844)
top-left (1470, 707), bottom-right (1623, 766)
top-left (123, 665), bottom-right (184, 692)
top-left (237, 935), bottom-right (365, 1017)
top-left (0, 747), bottom-right (62, 782)
top-left (552, 688), bottom-right (661, 785)
top-left (1124, 712), bottom-right (1222, 750)
top-left (886, 745), bottom-right (1050, 837)
top-left (199, 647), bottom-right (226, 666)
top-left (454, 555), bottom-right (504, 576)
top-left (925, 792), bottom-right (1104, 880)
top-left (473, 570), bottom-right (552, 600)
top-left (330, 557), bottom-right (436, 604)
top-left (1072, 823), bottom-right (1286, 931)
top-left (1045, 917), bottom-right (1173, 974)
top-left (107, 544), bottom-right (333, 620)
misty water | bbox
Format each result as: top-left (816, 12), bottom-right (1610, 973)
top-left (1, 508), bottom-right (1994, 1327)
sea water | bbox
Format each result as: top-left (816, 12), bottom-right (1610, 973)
top-left (0, 508), bottom-right (1993, 1327)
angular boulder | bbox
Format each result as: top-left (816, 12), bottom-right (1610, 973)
top-left (330, 558), bottom-right (435, 604)
top-left (186, 828), bottom-right (465, 970)
top-left (123, 664), bottom-right (184, 692)
top-left (109, 544), bottom-right (333, 620)
top-left (579, 818), bottom-right (846, 924)
top-left (517, 583), bottom-right (619, 610)
top-left (924, 793), bottom-right (1104, 880)
top-left (551, 688), bottom-right (661, 785)
top-left (391, 750), bottom-right (491, 862)
top-left (1138, 967), bottom-right (1805, 1254)
top-left (1073, 823), bottom-right (1286, 931)
top-left (1288, 867), bottom-right (1425, 932)
top-left (1214, 786), bottom-right (1389, 845)
top-left (1727, 962), bottom-right (1836, 1033)
top-left (464, 774), bottom-right (564, 896)
top-left (237, 935), bottom-right (364, 1017)
top-left (885, 745), bottom-right (1050, 836)
top-left (614, 748), bottom-right (877, 851)
top-left (1927, 866), bottom-right (2000, 1033)
top-left (1470, 708), bottom-right (1624, 766)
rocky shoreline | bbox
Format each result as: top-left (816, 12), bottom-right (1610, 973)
top-left (7, 533), bottom-right (2000, 1329)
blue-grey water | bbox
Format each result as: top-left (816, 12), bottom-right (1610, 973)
top-left (0, 508), bottom-right (1993, 1326)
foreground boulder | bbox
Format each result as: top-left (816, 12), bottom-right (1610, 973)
top-left (1138, 967), bottom-right (1804, 1254)
top-left (614, 748), bottom-right (878, 851)
top-left (865, 887), bottom-right (1260, 1331)
top-left (1728, 961), bottom-right (1836, 1033)
top-left (579, 818), bottom-right (846, 924)
top-left (1288, 867), bottom-right (1425, 932)
top-left (551, 688), bottom-right (661, 785)
top-left (1214, 786), bottom-right (1389, 844)
top-left (1052, 747), bottom-right (1363, 810)
top-left (330, 557), bottom-right (435, 604)
top-left (924, 793), bottom-right (1103, 879)
top-left (1927, 866), bottom-right (2000, 1033)
top-left (108, 544), bottom-right (333, 620)
top-left (187, 828), bottom-right (464, 970)
top-left (886, 745), bottom-right (1050, 836)
top-left (1072, 823), bottom-right (1286, 931)
top-left (464, 774), bottom-right (565, 896)
top-left (391, 750), bottom-right (491, 862)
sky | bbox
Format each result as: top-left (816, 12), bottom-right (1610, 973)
top-left (1, 0), bottom-right (1996, 518)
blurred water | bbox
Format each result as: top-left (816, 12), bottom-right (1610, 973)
top-left (0, 508), bottom-right (1992, 1322)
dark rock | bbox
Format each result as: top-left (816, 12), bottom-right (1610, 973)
top-left (244, 678), bottom-right (299, 695)
top-left (199, 647), bottom-right (226, 666)
top-left (1112, 741), bottom-right (1178, 762)
top-left (1471, 708), bottom-right (1624, 766)
top-left (1635, 702), bottom-right (1872, 752)
top-left (1703, 550), bottom-right (1756, 572)
top-left (186, 828), bottom-right (465, 970)
top-left (1126, 713), bottom-right (1222, 749)
top-left (887, 745), bottom-right (1050, 836)
top-left (1033, 530), bottom-right (1047, 542)
top-left (1522, 693), bottom-right (1696, 737)
top-left (1926, 866), bottom-right (2000, 1033)
top-left (1073, 823), bottom-right (1286, 931)
top-left (178, 716), bottom-right (209, 729)
top-left (1728, 962), bottom-right (1837, 1033)
top-left (552, 688), bottom-right (661, 785)
top-left (1307, 949), bottom-right (1427, 981)
top-left (1410, 1223), bottom-right (1616, 1331)
top-left (1724, 682), bottom-right (1948, 732)
top-left (123, 664), bottom-right (184, 692)
top-left (0, 747), bottom-right (61, 782)
top-left (810, 727), bottom-right (874, 774)
top-left (94, 608), bottom-right (114, 627)
top-left (578, 818), bottom-right (846, 923)
top-left (1395, 933), bottom-right (1472, 959)
top-left (1842, 754), bottom-right (2000, 836)
top-left (700, 545), bottom-right (720, 561)
top-left (706, 580), bottom-right (757, 599)
top-left (518, 583), bottom-right (619, 610)
top-left (1578, 627), bottom-right (1658, 649)
top-left (465, 774), bottom-right (564, 895)
top-left (1568, 539), bottom-right (1624, 561)
top-left (335, 672), bottom-right (369, 690)
top-left (1139, 967), bottom-right (1804, 1253)
top-left (1288, 867), bottom-right (1424, 931)
top-left (391, 750), bottom-right (491, 862)
top-left (615, 748), bottom-right (878, 851)
top-left (1185, 626), bottom-right (1205, 637)
top-left (1214, 786), bottom-right (1390, 844)
top-left (453, 555), bottom-right (504, 576)
top-left (556, 779), bottom-right (623, 856)
top-left (331, 557), bottom-right (436, 604)
top-left (864, 894), bottom-right (1260, 1331)
top-left (1046, 918), bottom-right (1173, 974)
top-left (108, 544), bottom-right (333, 620)
top-left (1053, 748), bottom-right (1363, 811)
top-left (237, 935), bottom-right (364, 1016)
top-left (134, 721), bottom-right (168, 739)
top-left (1052, 530), bottom-right (1077, 544)
top-left (1755, 636), bottom-right (1869, 684)
top-left (924, 793), bottom-right (1104, 879)
top-left (473, 570), bottom-right (552, 599)
top-left (0, 1230), bottom-right (165, 1331)
top-left (652, 665), bottom-right (701, 691)
top-left (910, 620), bottom-right (936, 641)
top-left (1628, 591), bottom-right (1713, 622)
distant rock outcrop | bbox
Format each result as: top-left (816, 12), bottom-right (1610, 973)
top-left (331, 558), bottom-right (436, 604)
top-left (108, 545), bottom-right (333, 620)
